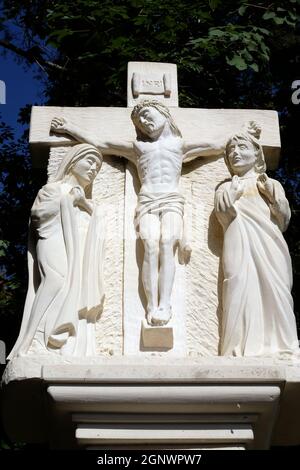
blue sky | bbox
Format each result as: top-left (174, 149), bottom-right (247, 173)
top-left (0, 52), bottom-right (45, 136)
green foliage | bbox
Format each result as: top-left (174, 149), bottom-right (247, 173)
top-left (0, 118), bottom-right (43, 355)
top-left (0, 1), bottom-right (297, 112)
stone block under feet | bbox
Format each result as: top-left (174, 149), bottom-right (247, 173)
top-left (141, 319), bottom-right (173, 350)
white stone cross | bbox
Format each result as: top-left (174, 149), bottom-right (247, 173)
top-left (29, 62), bottom-right (280, 357)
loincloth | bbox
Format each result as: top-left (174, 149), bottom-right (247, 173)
top-left (134, 192), bottom-right (185, 229)
top-left (134, 191), bottom-right (191, 264)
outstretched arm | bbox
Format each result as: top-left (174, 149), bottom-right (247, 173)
top-left (183, 139), bottom-right (225, 163)
top-left (51, 117), bottom-right (136, 163)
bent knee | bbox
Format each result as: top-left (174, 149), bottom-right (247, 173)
top-left (143, 239), bottom-right (160, 255)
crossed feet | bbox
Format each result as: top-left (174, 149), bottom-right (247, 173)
top-left (147, 306), bottom-right (172, 326)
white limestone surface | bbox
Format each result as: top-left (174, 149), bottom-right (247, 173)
top-left (28, 147), bottom-right (125, 357)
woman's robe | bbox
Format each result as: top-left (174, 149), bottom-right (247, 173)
top-left (215, 175), bottom-right (299, 356)
top-left (8, 182), bottom-right (105, 358)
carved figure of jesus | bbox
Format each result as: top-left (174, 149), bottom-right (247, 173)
top-left (51, 100), bottom-right (223, 326)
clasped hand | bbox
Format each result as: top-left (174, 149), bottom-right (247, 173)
top-left (69, 186), bottom-right (93, 215)
top-left (51, 117), bottom-right (69, 134)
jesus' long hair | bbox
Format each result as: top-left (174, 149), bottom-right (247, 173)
top-left (131, 99), bottom-right (182, 139)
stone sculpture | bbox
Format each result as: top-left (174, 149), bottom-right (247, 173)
top-left (8, 143), bottom-right (105, 358)
top-left (215, 121), bottom-right (299, 356)
top-left (51, 100), bottom-right (224, 327)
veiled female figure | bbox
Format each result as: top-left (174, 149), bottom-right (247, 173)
top-left (8, 143), bottom-right (105, 358)
top-left (215, 122), bottom-right (299, 357)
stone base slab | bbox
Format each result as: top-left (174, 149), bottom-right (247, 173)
top-left (2, 356), bottom-right (300, 449)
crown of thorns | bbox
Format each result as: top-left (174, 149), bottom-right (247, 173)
top-left (131, 100), bottom-right (182, 137)
top-left (131, 100), bottom-right (172, 124)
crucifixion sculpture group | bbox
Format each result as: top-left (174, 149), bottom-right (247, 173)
top-left (7, 69), bottom-right (300, 359)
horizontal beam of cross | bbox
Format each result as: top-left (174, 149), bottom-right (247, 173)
top-left (29, 106), bottom-right (280, 169)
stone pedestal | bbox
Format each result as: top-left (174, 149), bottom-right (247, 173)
top-left (2, 356), bottom-right (300, 449)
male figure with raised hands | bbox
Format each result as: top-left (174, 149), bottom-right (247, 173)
top-left (51, 100), bottom-right (223, 326)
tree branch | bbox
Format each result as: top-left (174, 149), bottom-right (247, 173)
top-left (0, 39), bottom-right (66, 73)
top-left (244, 3), bottom-right (272, 10)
